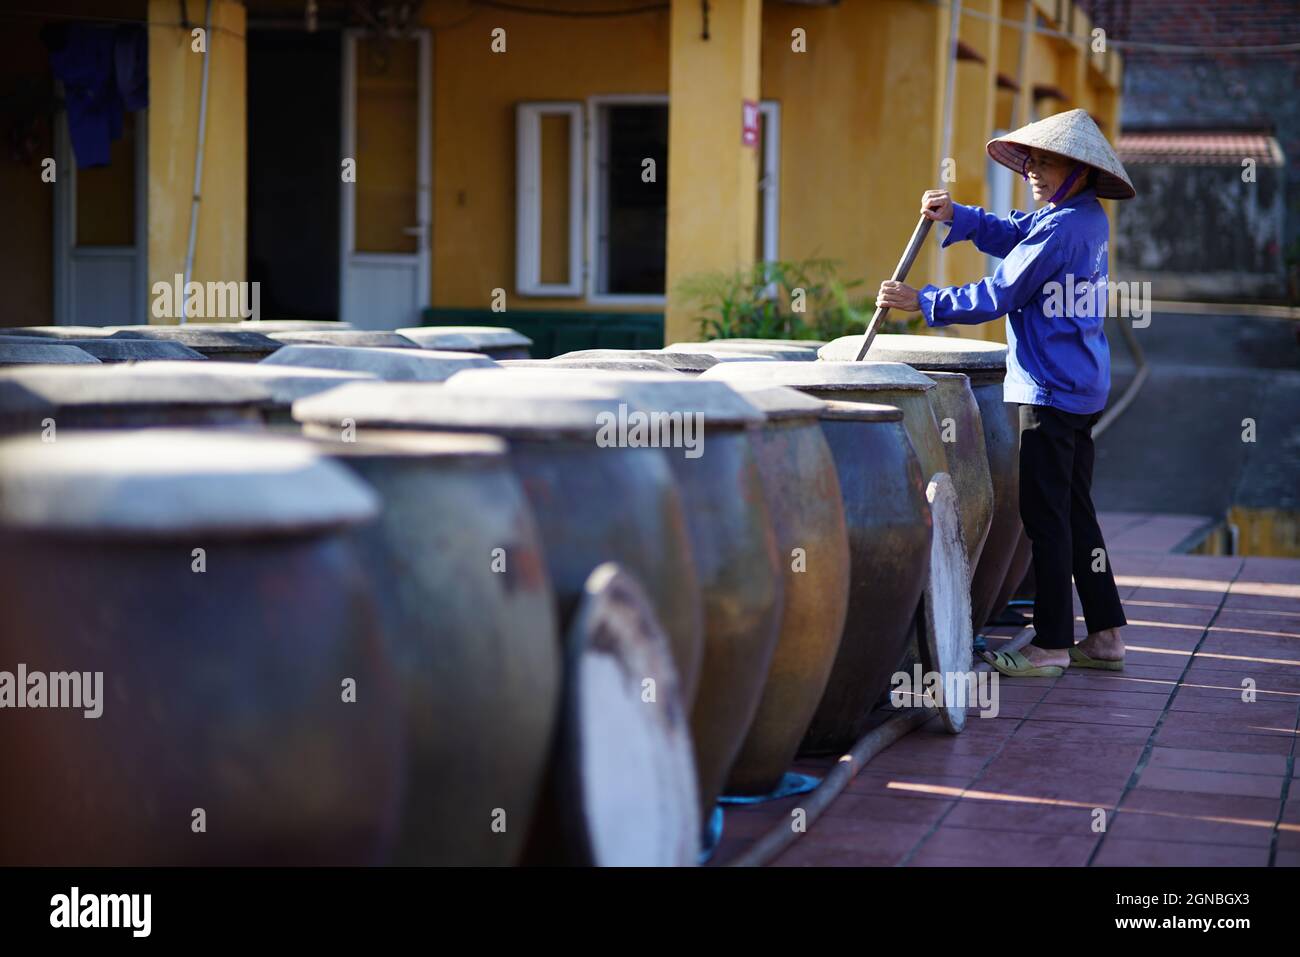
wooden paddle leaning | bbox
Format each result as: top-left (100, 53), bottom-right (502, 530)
top-left (853, 213), bottom-right (935, 361)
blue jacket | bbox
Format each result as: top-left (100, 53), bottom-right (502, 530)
top-left (917, 188), bottom-right (1112, 414)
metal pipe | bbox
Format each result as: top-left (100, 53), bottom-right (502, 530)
top-left (933, 0), bottom-right (962, 290)
top-left (181, 0), bottom-right (214, 324)
top-left (727, 631), bottom-right (1033, 867)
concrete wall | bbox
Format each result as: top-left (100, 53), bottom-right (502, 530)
top-left (1118, 162), bottom-right (1287, 301)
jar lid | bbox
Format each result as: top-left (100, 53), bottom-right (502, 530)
top-left (670, 341), bottom-right (818, 361)
top-left (701, 359), bottom-right (935, 392)
top-left (108, 327), bottom-right (281, 356)
top-left (0, 365), bottom-right (269, 426)
top-left (3, 326), bottom-right (116, 340)
top-left (53, 339), bottom-right (208, 363)
top-left (0, 342), bottom-right (101, 366)
top-left (504, 357), bottom-right (678, 373)
top-left (446, 368), bottom-right (766, 427)
top-left (0, 429), bottom-right (377, 536)
top-left (816, 399), bottom-right (905, 422)
top-left (262, 344), bottom-right (496, 381)
top-left (727, 383), bottom-right (827, 420)
top-left (397, 326), bottom-right (532, 351)
top-left (819, 333), bottom-right (1007, 370)
top-left (294, 380), bottom-right (632, 439)
top-left (268, 331), bottom-right (419, 349)
top-left (131, 360), bottom-right (375, 406)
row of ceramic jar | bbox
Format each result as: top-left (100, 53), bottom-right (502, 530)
top-left (0, 329), bottom-right (1030, 865)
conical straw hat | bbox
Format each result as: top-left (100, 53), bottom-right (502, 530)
top-left (987, 108), bottom-right (1136, 200)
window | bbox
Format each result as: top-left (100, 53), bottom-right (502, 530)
top-left (516, 102), bottom-right (583, 296)
top-left (515, 96), bottom-right (781, 304)
top-left (589, 96), bottom-right (669, 303)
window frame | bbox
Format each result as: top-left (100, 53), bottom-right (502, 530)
top-left (515, 101), bottom-right (584, 297)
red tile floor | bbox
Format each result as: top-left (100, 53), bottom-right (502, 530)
top-left (710, 513), bottom-right (1300, 867)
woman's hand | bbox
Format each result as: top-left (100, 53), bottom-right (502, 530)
top-left (877, 280), bottom-right (920, 312)
top-left (920, 189), bottom-right (953, 222)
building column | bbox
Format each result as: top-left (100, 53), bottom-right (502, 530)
top-left (664, 0), bottom-right (761, 345)
top-left (147, 0), bottom-right (247, 322)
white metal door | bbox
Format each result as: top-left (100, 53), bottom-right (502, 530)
top-left (340, 30), bottom-right (431, 330)
top-left (53, 104), bottom-right (147, 326)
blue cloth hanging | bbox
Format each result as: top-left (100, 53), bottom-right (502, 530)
top-left (46, 23), bottom-right (148, 169)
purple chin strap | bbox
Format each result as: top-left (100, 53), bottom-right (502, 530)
top-left (1021, 154), bottom-right (1089, 204)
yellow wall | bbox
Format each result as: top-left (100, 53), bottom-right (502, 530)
top-left (759, 0), bottom-right (940, 304)
top-left (664, 0), bottom-right (761, 344)
top-left (423, 1), bottom-right (670, 312)
top-left (147, 0), bottom-right (246, 324)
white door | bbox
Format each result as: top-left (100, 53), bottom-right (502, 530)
top-left (53, 104), bottom-right (147, 326)
top-left (340, 30), bottom-right (431, 330)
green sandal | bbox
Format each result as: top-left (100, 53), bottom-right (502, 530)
top-left (1068, 646), bottom-right (1125, 671)
top-left (980, 649), bottom-right (1066, 678)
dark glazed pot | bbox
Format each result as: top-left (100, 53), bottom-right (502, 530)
top-left (445, 368), bottom-right (784, 817)
top-left (805, 402), bottom-right (931, 752)
top-left (311, 432), bottom-right (561, 865)
top-left (915, 371), bottom-right (994, 571)
top-left (107, 326), bottom-right (281, 362)
top-left (721, 385), bottom-right (850, 795)
top-left (822, 334), bottom-right (1021, 629)
top-left (0, 365), bottom-right (268, 435)
top-left (294, 379), bottom-right (705, 707)
top-left (0, 430), bottom-right (400, 865)
top-left (397, 325), bottom-right (533, 359)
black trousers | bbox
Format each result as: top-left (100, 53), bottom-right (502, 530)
top-left (1018, 404), bottom-right (1128, 650)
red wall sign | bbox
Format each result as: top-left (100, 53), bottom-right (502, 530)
top-left (741, 100), bottom-right (760, 148)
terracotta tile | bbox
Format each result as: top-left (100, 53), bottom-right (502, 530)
top-left (1209, 609), bottom-right (1300, 637)
top-left (1136, 766), bottom-right (1284, 799)
top-left (1041, 687), bottom-right (1171, 710)
top-left (1167, 695), bottom-right (1298, 722)
top-left (967, 772), bottom-right (1125, 809)
top-left (1158, 709), bottom-right (1297, 738)
top-left (1153, 727), bottom-right (1294, 755)
top-left (1092, 839), bottom-right (1269, 866)
top-left (1222, 592), bottom-right (1300, 613)
top-left (820, 792), bottom-right (955, 827)
top-left (942, 797), bottom-right (1102, 835)
top-left (1273, 849), bottom-right (1300, 867)
top-left (1026, 702), bottom-right (1163, 728)
top-left (865, 748), bottom-right (991, 777)
top-left (843, 769), bottom-right (971, 800)
top-left (1120, 787), bottom-right (1280, 820)
top-left (1011, 721), bottom-right (1153, 744)
top-left (1107, 808), bottom-right (1274, 847)
top-left (908, 826), bottom-right (1098, 866)
top-left (1147, 747), bottom-right (1289, 775)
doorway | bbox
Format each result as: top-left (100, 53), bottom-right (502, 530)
top-left (247, 29), bottom-right (342, 322)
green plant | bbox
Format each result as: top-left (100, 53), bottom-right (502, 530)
top-left (677, 257), bottom-right (922, 341)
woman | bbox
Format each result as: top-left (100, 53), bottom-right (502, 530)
top-left (876, 108), bottom-right (1135, 678)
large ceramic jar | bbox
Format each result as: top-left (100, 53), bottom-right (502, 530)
top-left (309, 431), bottom-right (561, 865)
top-left (444, 368), bottom-right (784, 818)
top-left (261, 343), bottom-right (497, 380)
top-left (821, 334), bottom-right (1020, 630)
top-left (0, 429), bottom-right (401, 865)
top-left (0, 365), bottom-right (268, 435)
top-left (293, 379), bottom-right (704, 706)
top-left (720, 384), bottom-right (851, 795)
